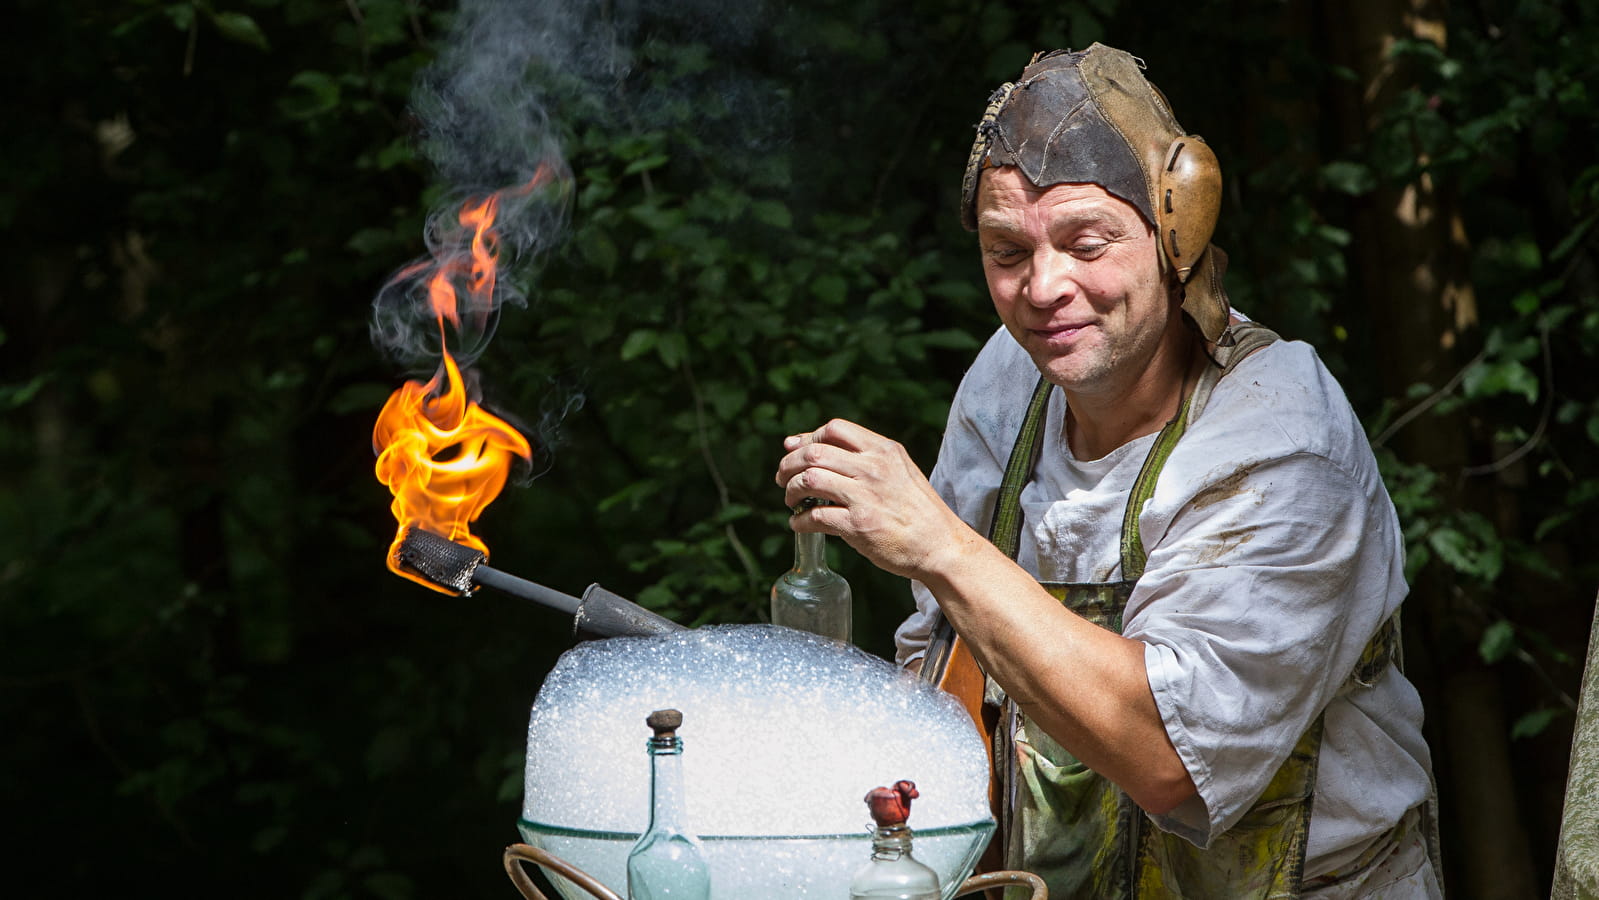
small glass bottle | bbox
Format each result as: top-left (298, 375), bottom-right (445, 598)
top-left (626, 709), bottom-right (711, 900)
top-left (770, 503), bottom-right (852, 642)
top-left (849, 780), bottom-right (941, 900)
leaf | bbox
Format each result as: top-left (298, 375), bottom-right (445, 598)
top-left (656, 331), bottom-right (688, 368)
top-left (702, 381), bottom-right (747, 419)
top-left (810, 274), bottom-right (848, 306)
top-left (628, 203), bottom-right (686, 233)
top-left (209, 11), bottom-right (269, 51)
top-left (598, 479), bottom-right (661, 513)
top-left (750, 199), bottom-right (792, 230)
top-left (1508, 235), bottom-right (1542, 271)
top-left (636, 583), bottom-right (678, 611)
top-left (623, 153), bottom-right (670, 176)
top-left (1427, 521), bottom-right (1502, 582)
top-left (1462, 359), bottom-right (1538, 404)
top-left (280, 71), bottom-right (341, 119)
top-left (620, 329), bottom-right (657, 361)
top-left (345, 227), bottom-right (399, 257)
top-left (1550, 213), bottom-right (1596, 262)
top-left (1315, 225), bottom-right (1353, 247)
top-left (1535, 508), bottom-right (1575, 542)
top-left (0, 374), bottom-right (49, 410)
top-left (1510, 707), bottom-right (1562, 741)
top-left (1322, 161), bottom-right (1376, 196)
top-left (1478, 620), bottom-right (1515, 664)
top-left (163, 4), bottom-right (195, 32)
top-left (375, 139), bottom-right (415, 171)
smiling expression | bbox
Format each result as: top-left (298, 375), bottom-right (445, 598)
top-left (975, 168), bottom-right (1185, 401)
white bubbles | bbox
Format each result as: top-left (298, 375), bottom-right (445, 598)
top-left (523, 625), bottom-right (992, 836)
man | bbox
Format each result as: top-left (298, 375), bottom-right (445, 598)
top-left (775, 45), bottom-right (1440, 898)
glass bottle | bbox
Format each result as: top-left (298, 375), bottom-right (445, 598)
top-left (626, 709), bottom-right (711, 900)
top-left (770, 507), bottom-right (852, 642)
top-left (849, 781), bottom-right (941, 900)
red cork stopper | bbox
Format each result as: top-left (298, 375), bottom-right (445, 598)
top-left (864, 779), bottom-right (919, 827)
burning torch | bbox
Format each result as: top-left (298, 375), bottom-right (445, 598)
top-left (371, 174), bottom-right (680, 639)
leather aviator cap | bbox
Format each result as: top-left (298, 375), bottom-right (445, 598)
top-left (961, 45), bottom-right (1232, 344)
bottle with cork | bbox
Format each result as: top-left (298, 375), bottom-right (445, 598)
top-left (849, 780), bottom-right (941, 900)
top-left (626, 709), bottom-right (711, 900)
top-left (770, 498), bottom-right (853, 642)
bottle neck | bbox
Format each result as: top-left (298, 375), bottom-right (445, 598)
top-left (792, 530), bottom-right (829, 574)
top-left (869, 823), bottom-right (914, 860)
top-left (646, 736), bottom-right (689, 833)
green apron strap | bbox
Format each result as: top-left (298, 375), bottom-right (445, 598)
top-left (1119, 392), bottom-right (1195, 582)
top-left (1122, 321), bottom-right (1281, 580)
top-left (988, 375), bottom-right (1056, 560)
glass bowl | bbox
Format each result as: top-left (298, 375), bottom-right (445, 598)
top-left (518, 816), bottom-right (995, 899)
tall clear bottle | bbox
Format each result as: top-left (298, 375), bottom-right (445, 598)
top-left (770, 508), bottom-right (852, 642)
top-left (626, 709), bottom-right (711, 900)
top-left (849, 781), bottom-right (941, 900)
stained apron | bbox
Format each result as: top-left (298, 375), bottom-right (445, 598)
top-left (980, 324), bottom-right (1408, 899)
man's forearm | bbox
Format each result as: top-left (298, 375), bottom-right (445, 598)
top-left (917, 532), bottom-right (1198, 815)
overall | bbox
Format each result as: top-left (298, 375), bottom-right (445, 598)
top-left (980, 324), bottom-right (1406, 899)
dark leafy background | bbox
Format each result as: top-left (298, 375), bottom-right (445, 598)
top-left (5, 0), bottom-right (1596, 896)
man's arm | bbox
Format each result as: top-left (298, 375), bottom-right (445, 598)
top-left (775, 418), bottom-right (1197, 814)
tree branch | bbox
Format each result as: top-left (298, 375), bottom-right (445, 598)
top-left (1371, 346), bottom-right (1486, 449)
top-left (1463, 319), bottom-right (1553, 478)
top-left (679, 354), bottom-right (761, 584)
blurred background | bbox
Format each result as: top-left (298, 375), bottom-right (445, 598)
top-left (5, 0), bottom-right (1596, 896)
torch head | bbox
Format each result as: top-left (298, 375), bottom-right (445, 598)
top-left (395, 526), bottom-right (484, 594)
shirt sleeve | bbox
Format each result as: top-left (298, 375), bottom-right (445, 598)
top-left (895, 580), bottom-right (938, 668)
top-left (1128, 450), bottom-right (1406, 846)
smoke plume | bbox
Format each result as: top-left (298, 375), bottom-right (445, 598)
top-left (369, 0), bottom-right (784, 464)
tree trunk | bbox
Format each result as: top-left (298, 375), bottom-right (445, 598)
top-left (1320, 1), bottom-right (1537, 897)
top-left (1552, 594), bottom-right (1599, 899)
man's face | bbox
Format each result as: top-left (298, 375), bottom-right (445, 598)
top-left (975, 167), bottom-right (1179, 398)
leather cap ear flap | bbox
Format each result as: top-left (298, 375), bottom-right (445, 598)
top-left (1182, 243), bottom-right (1232, 344)
top-left (1157, 135), bottom-right (1221, 282)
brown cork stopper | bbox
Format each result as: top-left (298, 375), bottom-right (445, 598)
top-left (864, 779), bottom-right (919, 827)
top-left (646, 709), bottom-right (683, 737)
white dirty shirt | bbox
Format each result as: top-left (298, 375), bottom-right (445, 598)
top-left (895, 327), bottom-right (1440, 895)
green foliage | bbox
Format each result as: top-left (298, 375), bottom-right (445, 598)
top-left (1349, 5), bottom-right (1599, 735)
top-left (1512, 707), bottom-right (1565, 741)
top-left (495, 27), bottom-right (985, 631)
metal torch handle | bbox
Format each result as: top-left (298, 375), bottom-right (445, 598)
top-left (473, 565), bottom-right (582, 616)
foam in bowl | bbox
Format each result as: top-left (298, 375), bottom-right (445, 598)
top-left (521, 624), bottom-right (994, 898)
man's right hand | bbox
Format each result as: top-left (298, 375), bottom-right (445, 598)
top-left (773, 418), bottom-right (983, 584)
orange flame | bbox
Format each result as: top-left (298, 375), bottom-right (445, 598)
top-left (373, 180), bottom-right (542, 592)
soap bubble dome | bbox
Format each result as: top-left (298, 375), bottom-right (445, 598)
top-left (520, 624), bottom-right (994, 899)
